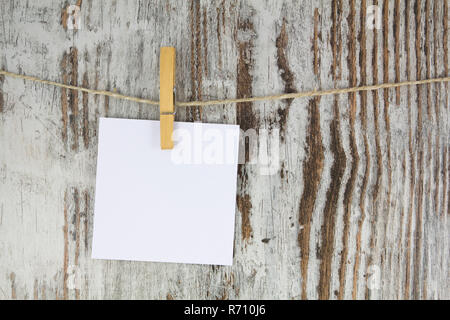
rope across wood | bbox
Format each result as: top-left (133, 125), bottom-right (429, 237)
top-left (1, 69), bottom-right (449, 108)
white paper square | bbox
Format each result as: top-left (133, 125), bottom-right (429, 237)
top-left (92, 118), bottom-right (240, 266)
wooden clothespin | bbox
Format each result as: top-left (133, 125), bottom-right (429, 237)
top-left (159, 47), bottom-right (176, 149)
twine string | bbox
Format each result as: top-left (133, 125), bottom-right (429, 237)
top-left (1, 69), bottom-right (449, 108)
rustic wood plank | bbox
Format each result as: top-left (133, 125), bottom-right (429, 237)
top-left (0, 0), bottom-right (448, 300)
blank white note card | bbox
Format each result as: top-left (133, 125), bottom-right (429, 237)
top-left (92, 118), bottom-right (240, 266)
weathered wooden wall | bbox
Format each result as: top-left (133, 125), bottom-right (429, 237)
top-left (0, 0), bottom-right (448, 299)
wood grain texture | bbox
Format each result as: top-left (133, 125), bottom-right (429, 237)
top-left (0, 0), bottom-right (448, 300)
